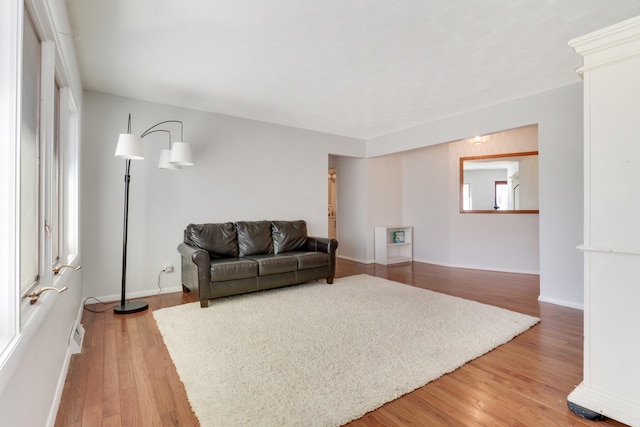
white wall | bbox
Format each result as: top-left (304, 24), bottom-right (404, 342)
top-left (79, 69), bottom-right (585, 310)
top-left (383, 125), bottom-right (540, 274)
top-left (335, 156), bottom-right (369, 262)
top-left (360, 84), bottom-right (583, 308)
top-left (447, 128), bottom-right (539, 274)
top-left (365, 155), bottom-right (404, 262)
top-left (402, 144), bottom-right (451, 266)
top-left (81, 91), bottom-right (364, 300)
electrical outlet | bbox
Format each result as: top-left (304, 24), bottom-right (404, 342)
top-left (164, 264), bottom-right (174, 273)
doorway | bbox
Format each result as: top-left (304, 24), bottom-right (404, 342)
top-left (328, 168), bottom-right (336, 239)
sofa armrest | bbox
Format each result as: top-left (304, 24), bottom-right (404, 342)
top-left (305, 236), bottom-right (338, 254)
top-left (305, 237), bottom-right (339, 281)
top-left (177, 243), bottom-right (211, 297)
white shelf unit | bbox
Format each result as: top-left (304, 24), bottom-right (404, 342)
top-left (374, 226), bottom-right (413, 265)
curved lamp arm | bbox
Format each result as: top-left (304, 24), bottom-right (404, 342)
top-left (142, 129), bottom-right (172, 148)
top-left (141, 120), bottom-right (183, 141)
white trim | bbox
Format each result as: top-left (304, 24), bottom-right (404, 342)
top-left (570, 16), bottom-right (640, 73)
top-left (44, 299), bottom-right (84, 427)
top-left (0, 0), bottom-right (22, 386)
top-left (45, 345), bottom-right (73, 427)
top-left (569, 15), bottom-right (640, 54)
top-left (412, 257), bottom-right (540, 276)
top-left (577, 244), bottom-right (640, 256)
top-left (336, 254), bottom-right (374, 264)
top-left (91, 285), bottom-right (184, 304)
top-left (537, 295), bottom-right (583, 311)
top-left (568, 383), bottom-right (640, 427)
top-left (0, 0), bottom-right (22, 362)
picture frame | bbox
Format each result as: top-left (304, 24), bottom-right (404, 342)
top-left (392, 230), bottom-right (405, 243)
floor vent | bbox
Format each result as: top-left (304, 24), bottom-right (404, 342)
top-left (70, 323), bottom-right (85, 354)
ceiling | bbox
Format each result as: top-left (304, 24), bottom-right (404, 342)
top-left (65, 0), bottom-right (640, 140)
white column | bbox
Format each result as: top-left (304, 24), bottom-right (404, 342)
top-left (568, 15), bottom-right (640, 426)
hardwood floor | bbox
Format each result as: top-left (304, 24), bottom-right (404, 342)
top-left (55, 260), bottom-right (626, 426)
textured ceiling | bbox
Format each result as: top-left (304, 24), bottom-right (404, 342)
top-left (66, 0), bottom-right (640, 139)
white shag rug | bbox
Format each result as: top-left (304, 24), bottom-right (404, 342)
top-left (153, 274), bottom-right (539, 427)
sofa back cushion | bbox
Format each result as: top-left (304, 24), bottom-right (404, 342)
top-left (185, 223), bottom-right (239, 258)
top-left (236, 221), bottom-right (273, 257)
top-left (272, 220), bottom-right (308, 254)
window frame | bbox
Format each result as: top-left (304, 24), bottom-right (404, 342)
top-left (462, 182), bottom-right (472, 210)
top-left (494, 180), bottom-right (508, 210)
top-left (0, 0), bottom-right (21, 359)
top-left (19, 6), bottom-right (42, 297)
top-left (0, 0), bottom-right (81, 396)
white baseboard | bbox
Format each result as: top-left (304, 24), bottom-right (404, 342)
top-left (412, 259), bottom-right (583, 310)
top-left (538, 295), bottom-right (584, 310)
top-left (568, 382), bottom-right (640, 426)
top-left (336, 255), bottom-right (374, 264)
top-left (338, 255), bottom-right (542, 274)
top-left (45, 300), bottom-right (85, 427)
top-left (339, 256), bottom-right (584, 311)
top-left (46, 346), bottom-right (73, 427)
top-left (413, 257), bottom-right (540, 275)
top-left (90, 285), bottom-right (183, 304)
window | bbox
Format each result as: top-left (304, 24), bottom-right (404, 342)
top-left (58, 86), bottom-right (80, 263)
top-left (52, 81), bottom-right (61, 265)
top-left (494, 180), bottom-right (508, 210)
top-left (19, 6), bottom-right (78, 301)
top-left (462, 183), bottom-right (472, 210)
top-left (0, 0), bottom-right (80, 376)
top-left (20, 9), bottom-right (41, 296)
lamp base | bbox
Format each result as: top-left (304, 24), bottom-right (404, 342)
top-left (114, 300), bottom-right (149, 314)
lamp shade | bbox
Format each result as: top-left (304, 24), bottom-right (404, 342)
top-left (158, 149), bottom-right (181, 170)
top-left (114, 133), bottom-right (144, 160)
top-left (169, 142), bottom-right (194, 166)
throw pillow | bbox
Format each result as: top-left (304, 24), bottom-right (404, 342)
top-left (186, 223), bottom-right (238, 258)
top-left (272, 220), bottom-right (308, 254)
top-left (235, 221), bottom-right (274, 257)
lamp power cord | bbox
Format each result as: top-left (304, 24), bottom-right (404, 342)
top-left (82, 268), bottom-right (167, 313)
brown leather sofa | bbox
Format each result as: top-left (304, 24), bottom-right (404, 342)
top-left (178, 220), bottom-right (338, 307)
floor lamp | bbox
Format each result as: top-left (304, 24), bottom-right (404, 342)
top-left (113, 114), bottom-right (195, 314)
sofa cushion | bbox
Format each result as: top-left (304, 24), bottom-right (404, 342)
top-left (186, 223), bottom-right (238, 258)
top-left (210, 258), bottom-right (257, 281)
top-left (236, 221), bottom-right (273, 257)
top-left (244, 254), bottom-right (298, 275)
top-left (272, 220), bottom-right (308, 254)
top-left (288, 251), bottom-right (330, 270)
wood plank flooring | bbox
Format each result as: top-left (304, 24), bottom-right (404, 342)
top-left (55, 260), bottom-right (627, 426)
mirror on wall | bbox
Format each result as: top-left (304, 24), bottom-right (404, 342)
top-left (460, 151), bottom-right (539, 213)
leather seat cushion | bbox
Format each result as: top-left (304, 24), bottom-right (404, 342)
top-left (186, 222), bottom-right (239, 258)
top-left (244, 254), bottom-right (298, 276)
top-left (210, 258), bottom-right (257, 281)
top-left (289, 251), bottom-right (330, 270)
top-left (236, 221), bottom-right (273, 257)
